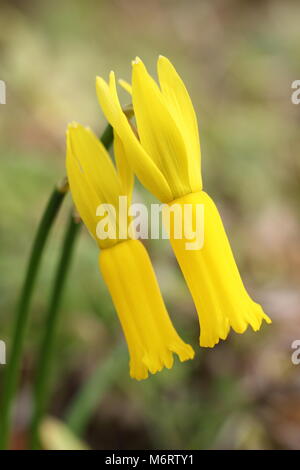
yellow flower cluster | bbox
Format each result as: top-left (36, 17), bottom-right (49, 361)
top-left (66, 56), bottom-right (271, 380)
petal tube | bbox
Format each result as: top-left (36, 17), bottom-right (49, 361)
top-left (99, 239), bottom-right (194, 380)
top-left (165, 191), bottom-right (271, 347)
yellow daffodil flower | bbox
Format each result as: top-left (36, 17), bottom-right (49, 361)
top-left (96, 55), bottom-right (271, 348)
top-left (66, 122), bottom-right (194, 380)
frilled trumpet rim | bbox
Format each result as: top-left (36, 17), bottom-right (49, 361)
top-left (99, 239), bottom-right (195, 380)
top-left (164, 191), bottom-right (271, 348)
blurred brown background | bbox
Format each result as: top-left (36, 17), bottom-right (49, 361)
top-left (1, 0), bottom-right (300, 450)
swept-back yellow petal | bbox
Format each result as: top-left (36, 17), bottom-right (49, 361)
top-left (132, 58), bottom-right (191, 199)
top-left (66, 132), bottom-right (98, 239)
top-left (157, 55), bottom-right (202, 192)
top-left (66, 123), bottom-right (130, 249)
top-left (96, 74), bottom-right (173, 202)
top-left (68, 123), bottom-right (121, 209)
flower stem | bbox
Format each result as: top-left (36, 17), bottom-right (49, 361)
top-left (29, 211), bottom-right (80, 449)
top-left (0, 123), bottom-right (114, 450)
top-left (0, 180), bottom-right (68, 450)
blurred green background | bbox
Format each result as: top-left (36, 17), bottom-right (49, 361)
top-left (1, 0), bottom-right (300, 450)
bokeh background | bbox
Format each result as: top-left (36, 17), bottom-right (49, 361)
top-left (1, 0), bottom-right (300, 450)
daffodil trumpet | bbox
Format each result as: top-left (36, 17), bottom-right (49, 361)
top-left (96, 55), bottom-right (271, 348)
top-left (66, 122), bottom-right (194, 380)
top-left (166, 192), bottom-right (271, 347)
top-left (100, 239), bottom-right (194, 379)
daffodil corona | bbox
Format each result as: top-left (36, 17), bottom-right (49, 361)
top-left (66, 123), bottom-right (194, 379)
top-left (96, 55), bottom-right (271, 347)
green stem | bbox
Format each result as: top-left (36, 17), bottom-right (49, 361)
top-left (0, 180), bottom-right (68, 450)
top-left (0, 123), bottom-right (113, 450)
top-left (29, 212), bottom-right (80, 449)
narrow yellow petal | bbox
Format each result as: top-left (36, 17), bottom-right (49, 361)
top-left (165, 191), bottom-right (271, 347)
top-left (157, 55), bottom-right (202, 192)
top-left (66, 123), bottom-right (129, 249)
top-left (99, 239), bottom-right (194, 380)
top-left (132, 58), bottom-right (191, 199)
top-left (118, 78), bottom-right (132, 95)
top-left (66, 128), bottom-right (99, 239)
top-left (96, 75), bottom-right (173, 202)
top-left (68, 123), bottom-right (121, 209)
